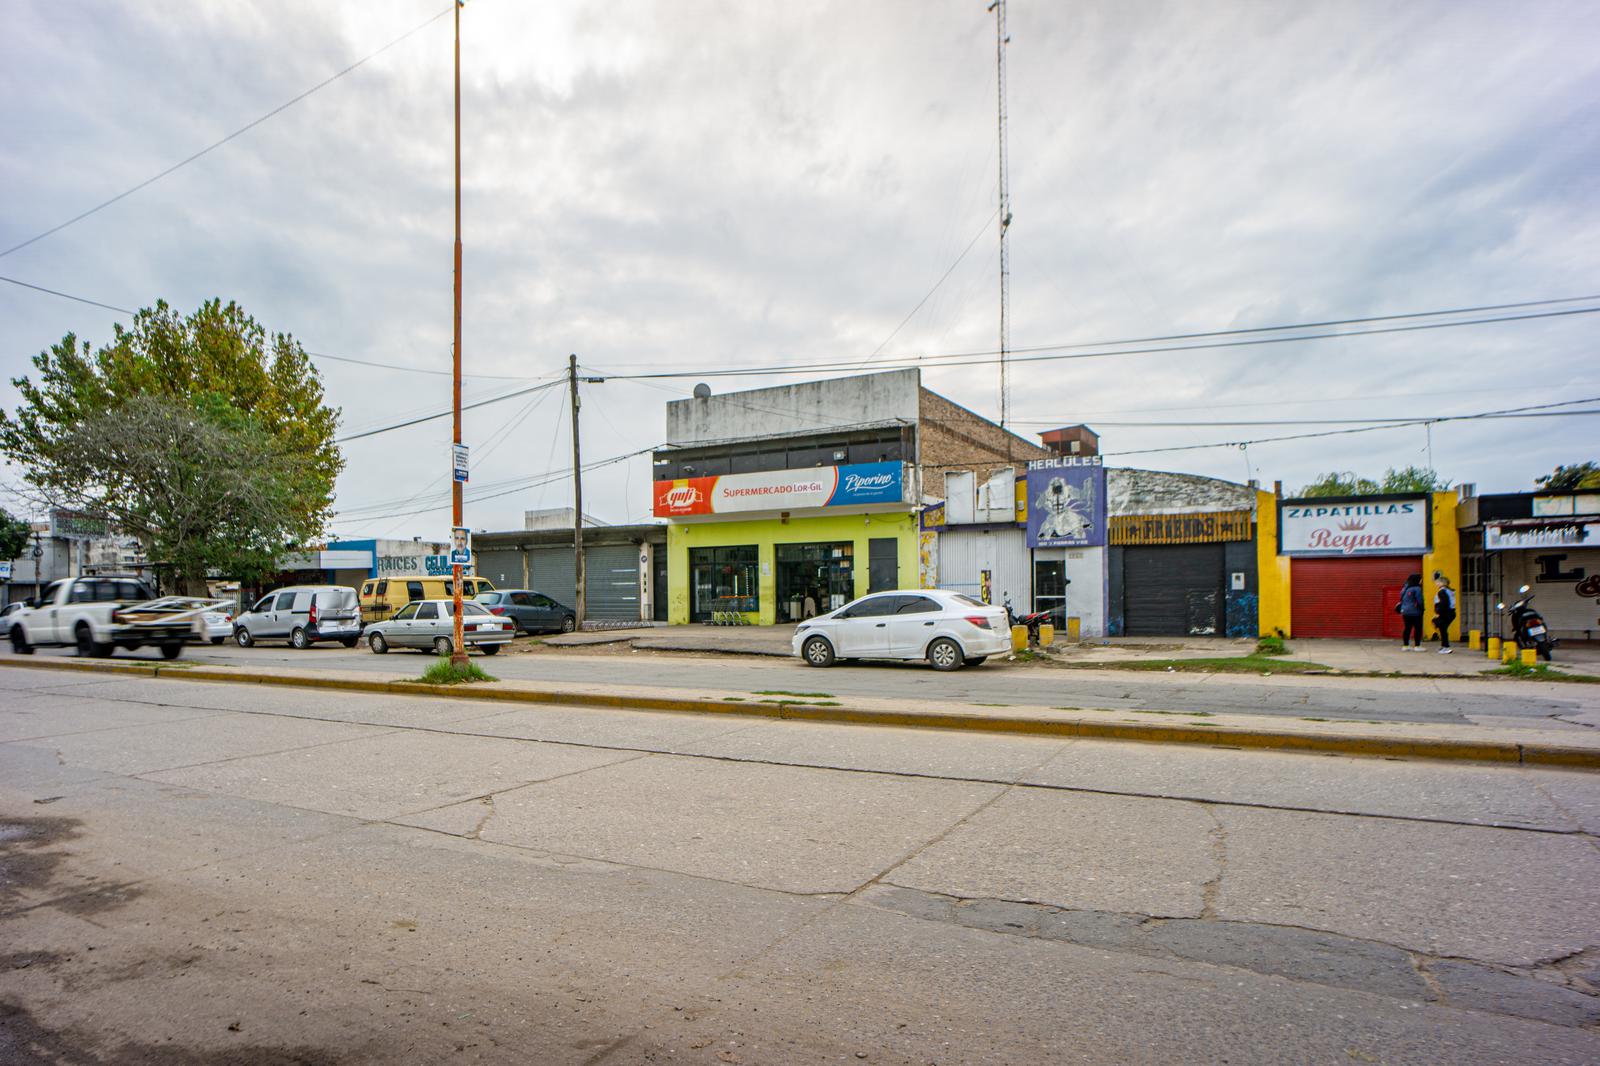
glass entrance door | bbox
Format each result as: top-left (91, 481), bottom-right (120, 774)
top-left (775, 542), bottom-right (854, 622)
top-left (1034, 560), bottom-right (1068, 629)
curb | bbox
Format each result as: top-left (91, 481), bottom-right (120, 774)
top-left (4, 657), bottom-right (1598, 770)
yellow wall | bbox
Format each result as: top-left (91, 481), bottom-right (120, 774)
top-left (1423, 491), bottom-right (1462, 641)
top-left (1255, 489), bottom-right (1462, 639)
top-left (666, 512), bottom-right (919, 625)
top-left (1256, 488), bottom-right (1293, 637)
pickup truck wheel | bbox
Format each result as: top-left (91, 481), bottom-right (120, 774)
top-left (11, 629), bottom-right (34, 655)
top-left (159, 643), bottom-right (183, 660)
top-left (75, 623), bottom-right (113, 659)
top-left (290, 627), bottom-right (310, 650)
top-left (234, 627), bottom-right (254, 648)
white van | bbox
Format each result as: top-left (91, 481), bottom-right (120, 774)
top-left (234, 585), bottom-right (362, 649)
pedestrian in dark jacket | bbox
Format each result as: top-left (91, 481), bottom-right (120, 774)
top-left (1398, 573), bottom-right (1425, 650)
top-left (1433, 573), bottom-right (1457, 653)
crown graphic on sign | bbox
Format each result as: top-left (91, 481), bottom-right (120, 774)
top-left (1337, 519), bottom-right (1367, 532)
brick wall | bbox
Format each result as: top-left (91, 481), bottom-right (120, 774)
top-left (917, 389), bottom-right (1051, 499)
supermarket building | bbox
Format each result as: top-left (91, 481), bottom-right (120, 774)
top-left (653, 369), bottom-right (1044, 625)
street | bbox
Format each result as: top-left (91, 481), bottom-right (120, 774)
top-left (3, 663), bottom-right (1599, 1064)
top-left (17, 637), bottom-right (1599, 728)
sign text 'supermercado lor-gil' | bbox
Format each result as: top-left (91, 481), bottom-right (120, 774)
top-left (1264, 492), bottom-right (1461, 641)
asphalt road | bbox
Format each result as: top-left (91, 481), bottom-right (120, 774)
top-left (3, 666), bottom-right (1599, 1063)
top-left (25, 637), bottom-right (1598, 727)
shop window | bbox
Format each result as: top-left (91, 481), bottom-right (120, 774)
top-left (851, 438), bottom-right (904, 464)
top-left (689, 545), bottom-right (760, 621)
top-left (775, 542), bottom-right (855, 621)
top-left (697, 455), bottom-right (731, 476)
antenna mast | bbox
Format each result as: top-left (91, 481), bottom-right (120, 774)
top-left (990, 0), bottom-right (1012, 431)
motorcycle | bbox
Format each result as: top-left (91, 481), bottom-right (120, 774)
top-left (1499, 584), bottom-right (1556, 661)
top-left (1003, 597), bottom-right (1055, 646)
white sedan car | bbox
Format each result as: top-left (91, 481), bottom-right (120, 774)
top-left (792, 589), bottom-right (1010, 670)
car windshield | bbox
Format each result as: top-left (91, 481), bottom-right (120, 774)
top-left (476, 592), bottom-right (501, 604)
top-left (951, 594), bottom-right (989, 608)
top-left (443, 602), bottom-right (492, 617)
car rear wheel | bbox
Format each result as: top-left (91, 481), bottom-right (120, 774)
top-left (928, 638), bottom-right (964, 671)
top-left (234, 627), bottom-right (254, 648)
top-left (75, 623), bottom-right (112, 659)
top-left (434, 636), bottom-right (454, 656)
top-left (368, 632), bottom-right (389, 654)
top-left (963, 655), bottom-right (987, 668)
top-left (480, 643), bottom-right (501, 655)
top-left (290, 627), bottom-right (310, 650)
top-left (340, 637), bottom-right (359, 648)
top-left (802, 635), bottom-right (835, 668)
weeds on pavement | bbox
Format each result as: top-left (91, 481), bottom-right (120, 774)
top-left (419, 656), bottom-right (497, 685)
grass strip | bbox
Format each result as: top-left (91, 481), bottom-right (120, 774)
top-left (419, 656), bottom-right (498, 685)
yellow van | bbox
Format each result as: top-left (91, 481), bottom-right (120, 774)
top-left (359, 575), bottom-right (496, 625)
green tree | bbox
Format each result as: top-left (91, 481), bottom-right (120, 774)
top-left (1536, 462), bottom-right (1600, 491)
top-left (1298, 467), bottom-right (1451, 497)
top-left (1378, 466), bottom-right (1452, 494)
top-left (0, 507), bottom-right (30, 561)
top-left (1298, 472), bottom-right (1380, 497)
top-left (0, 300), bottom-right (343, 591)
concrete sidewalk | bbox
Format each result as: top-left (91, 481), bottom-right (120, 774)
top-left (549, 625), bottom-right (1600, 677)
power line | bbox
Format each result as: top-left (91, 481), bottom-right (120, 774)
top-left (335, 378), bottom-right (565, 444)
top-left (592, 300), bottom-right (1600, 379)
top-left (0, 273), bottom-right (538, 381)
top-left (0, 6), bottom-right (455, 259)
top-left (1100, 397), bottom-right (1600, 458)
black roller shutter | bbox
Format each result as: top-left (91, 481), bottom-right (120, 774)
top-left (1123, 544), bottom-right (1226, 636)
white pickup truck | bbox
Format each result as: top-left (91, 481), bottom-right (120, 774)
top-left (8, 576), bottom-right (216, 660)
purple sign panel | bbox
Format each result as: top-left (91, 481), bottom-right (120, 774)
top-left (1025, 458), bottom-right (1107, 548)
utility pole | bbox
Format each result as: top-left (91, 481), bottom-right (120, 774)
top-left (989, 0), bottom-right (1012, 434)
top-left (568, 354), bottom-right (585, 628)
top-left (449, 0), bottom-right (467, 666)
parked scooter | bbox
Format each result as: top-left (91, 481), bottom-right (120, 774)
top-left (1499, 584), bottom-right (1557, 661)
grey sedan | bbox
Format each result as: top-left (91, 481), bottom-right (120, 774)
top-left (364, 599), bottom-right (513, 656)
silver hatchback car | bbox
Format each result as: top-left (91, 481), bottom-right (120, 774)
top-left (363, 599), bottom-right (513, 656)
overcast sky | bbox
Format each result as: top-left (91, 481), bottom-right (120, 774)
top-left (3, 0), bottom-right (1597, 537)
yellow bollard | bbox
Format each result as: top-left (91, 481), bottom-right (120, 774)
top-left (1038, 623), bottom-right (1055, 647)
top-left (1468, 629), bottom-right (1481, 651)
top-left (1503, 642), bottom-right (1517, 664)
top-left (1486, 636), bottom-right (1501, 659)
top-left (1067, 616), bottom-right (1082, 643)
top-left (1011, 625), bottom-right (1028, 652)
top-left (1520, 647), bottom-right (1538, 667)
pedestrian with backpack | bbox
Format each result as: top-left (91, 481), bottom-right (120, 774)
top-left (1433, 572), bottom-right (1458, 654)
top-left (1397, 574), bottom-right (1425, 650)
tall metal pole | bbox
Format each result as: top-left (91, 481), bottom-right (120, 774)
top-left (449, 0), bottom-right (467, 666)
top-left (990, 0), bottom-right (1011, 434)
top-left (569, 354), bottom-right (586, 628)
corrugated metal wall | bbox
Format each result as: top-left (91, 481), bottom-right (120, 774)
top-left (937, 528), bottom-right (1030, 609)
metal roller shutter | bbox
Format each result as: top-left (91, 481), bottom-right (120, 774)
top-left (1123, 544), bottom-right (1225, 636)
top-left (1290, 556), bottom-right (1420, 638)
top-left (586, 544), bottom-right (641, 622)
top-left (475, 550), bottom-right (523, 590)
top-left (528, 548), bottom-right (577, 609)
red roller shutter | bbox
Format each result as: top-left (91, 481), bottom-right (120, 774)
top-left (1291, 556), bottom-right (1421, 639)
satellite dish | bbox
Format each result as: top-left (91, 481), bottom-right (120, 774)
top-left (692, 382), bottom-right (712, 399)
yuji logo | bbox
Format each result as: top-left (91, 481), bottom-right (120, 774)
top-left (663, 485), bottom-right (701, 509)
